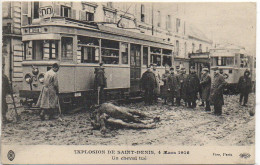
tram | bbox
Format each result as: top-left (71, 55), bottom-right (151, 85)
top-left (209, 47), bottom-right (255, 93)
top-left (19, 17), bottom-right (174, 108)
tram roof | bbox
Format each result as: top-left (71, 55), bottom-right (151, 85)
top-left (22, 17), bottom-right (174, 50)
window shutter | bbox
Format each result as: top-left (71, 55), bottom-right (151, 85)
top-left (71, 9), bottom-right (76, 19)
top-left (53, 4), bottom-right (60, 16)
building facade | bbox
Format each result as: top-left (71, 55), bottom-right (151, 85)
top-left (2, 1), bottom-right (23, 91)
top-left (2, 2), bottom-right (212, 91)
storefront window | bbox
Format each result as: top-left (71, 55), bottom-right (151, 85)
top-left (61, 37), bottom-right (73, 61)
top-left (121, 43), bottom-right (128, 64)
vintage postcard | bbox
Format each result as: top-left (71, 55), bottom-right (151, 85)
top-left (1, 1), bottom-right (256, 164)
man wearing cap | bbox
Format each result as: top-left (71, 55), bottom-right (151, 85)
top-left (175, 67), bottom-right (182, 106)
top-left (200, 68), bottom-right (211, 111)
top-left (152, 64), bottom-right (161, 103)
top-left (94, 62), bottom-right (107, 104)
top-left (209, 67), bottom-right (227, 115)
top-left (161, 69), bottom-right (170, 104)
top-left (37, 63), bottom-right (60, 120)
top-left (167, 67), bottom-right (180, 106)
top-left (237, 69), bottom-right (252, 106)
top-left (178, 68), bottom-right (188, 106)
top-left (2, 62), bottom-right (11, 124)
top-left (140, 65), bottom-right (157, 105)
top-left (185, 66), bottom-right (200, 108)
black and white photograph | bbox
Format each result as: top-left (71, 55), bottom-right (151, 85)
top-left (1, 1), bottom-right (256, 164)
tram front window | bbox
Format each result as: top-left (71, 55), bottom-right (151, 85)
top-left (23, 40), bottom-right (58, 60)
top-left (61, 37), bottom-right (73, 61)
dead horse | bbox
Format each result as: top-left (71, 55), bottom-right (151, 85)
top-left (91, 103), bottom-right (158, 134)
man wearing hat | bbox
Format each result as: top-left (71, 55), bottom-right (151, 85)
top-left (152, 64), bottom-right (161, 103)
top-left (140, 65), bottom-right (157, 105)
top-left (209, 67), bottom-right (227, 115)
top-left (179, 67), bottom-right (188, 106)
top-left (161, 68), bottom-right (170, 104)
top-left (200, 67), bottom-right (211, 111)
top-left (167, 67), bottom-right (181, 106)
top-left (185, 66), bottom-right (200, 108)
top-left (94, 62), bottom-right (107, 104)
top-left (237, 69), bottom-right (252, 106)
top-left (2, 60), bottom-right (11, 123)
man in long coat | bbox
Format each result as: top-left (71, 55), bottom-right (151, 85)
top-left (2, 64), bottom-right (11, 123)
top-left (200, 68), bottom-right (211, 111)
top-left (237, 69), bottom-right (252, 106)
top-left (167, 67), bottom-right (181, 106)
top-left (152, 64), bottom-right (161, 103)
top-left (185, 66), bottom-right (200, 108)
top-left (178, 68), bottom-right (187, 106)
top-left (37, 63), bottom-right (60, 120)
top-left (140, 65), bottom-right (157, 105)
top-left (94, 63), bottom-right (107, 104)
top-left (161, 69), bottom-right (170, 104)
top-left (209, 67), bottom-right (227, 115)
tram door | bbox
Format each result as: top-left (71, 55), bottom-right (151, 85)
top-left (130, 44), bottom-right (141, 93)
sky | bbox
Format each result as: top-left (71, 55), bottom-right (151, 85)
top-left (161, 2), bottom-right (256, 55)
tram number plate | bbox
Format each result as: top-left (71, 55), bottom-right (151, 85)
top-left (74, 92), bottom-right (81, 97)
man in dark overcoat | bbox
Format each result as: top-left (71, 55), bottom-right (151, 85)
top-left (167, 67), bottom-right (181, 106)
top-left (237, 69), bottom-right (252, 106)
top-left (178, 68), bottom-right (188, 106)
top-left (161, 69), bottom-right (170, 104)
top-left (140, 65), bottom-right (157, 105)
top-left (185, 66), bottom-right (200, 108)
top-left (200, 68), bottom-right (211, 111)
top-left (94, 63), bottom-right (107, 104)
top-left (209, 67), bottom-right (227, 115)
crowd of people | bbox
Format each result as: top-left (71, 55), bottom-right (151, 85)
top-left (140, 64), bottom-right (253, 116)
top-left (1, 62), bottom-right (253, 123)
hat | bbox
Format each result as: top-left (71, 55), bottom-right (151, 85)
top-left (170, 67), bottom-right (174, 71)
top-left (202, 68), bottom-right (209, 72)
